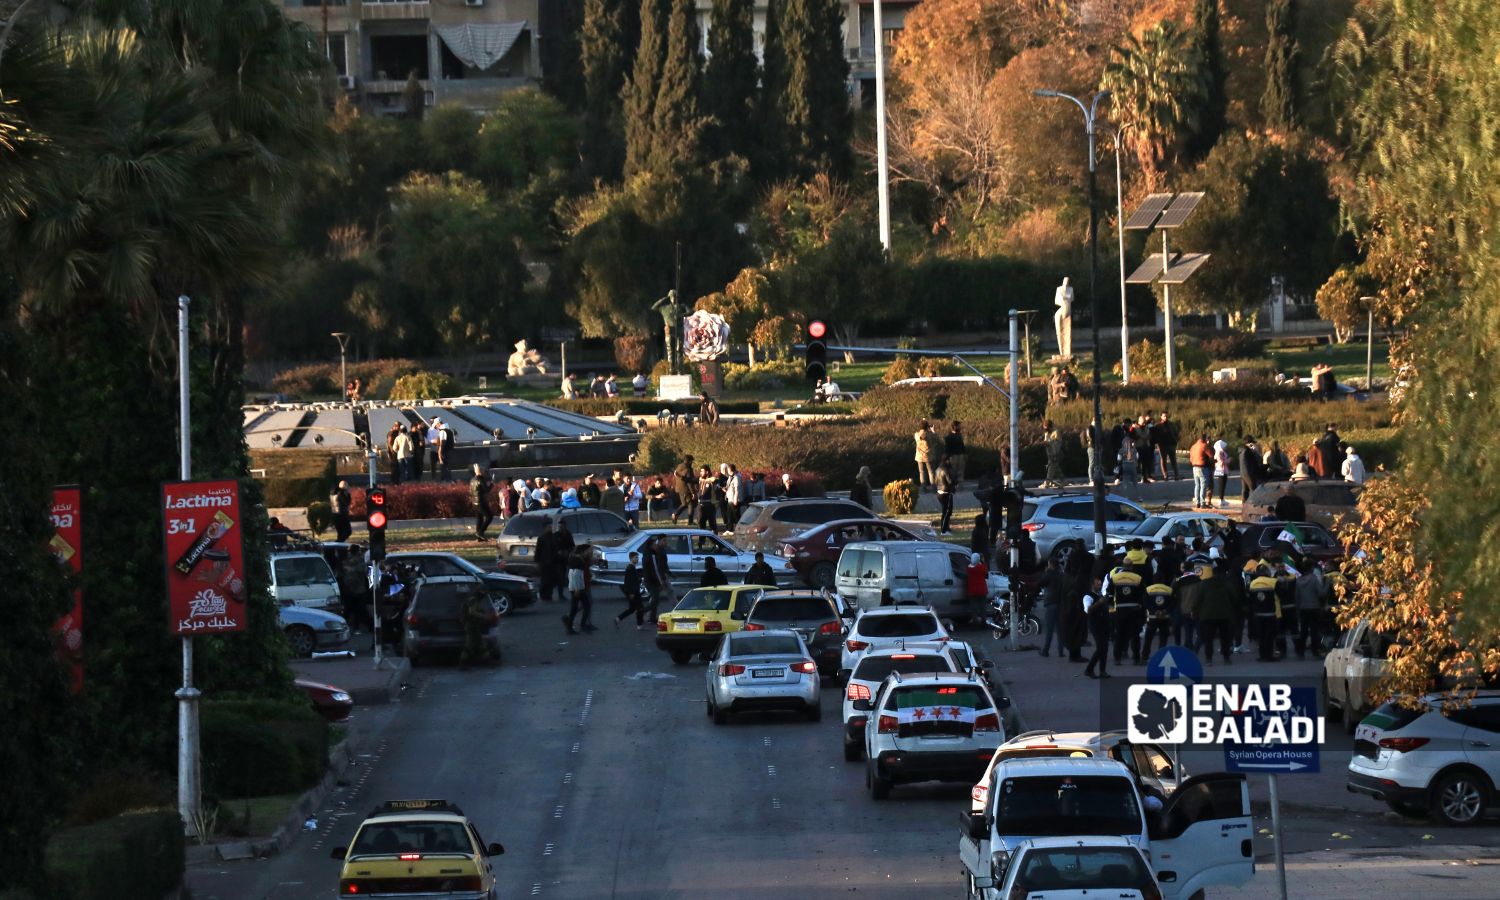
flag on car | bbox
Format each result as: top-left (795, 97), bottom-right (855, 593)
top-left (1274, 523), bottom-right (1305, 553)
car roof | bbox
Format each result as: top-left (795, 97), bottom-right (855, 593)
top-left (842, 540), bottom-right (959, 552)
top-left (748, 497), bottom-right (862, 507)
top-left (856, 604), bottom-right (938, 618)
top-left (802, 517), bottom-right (909, 533)
top-left (1015, 835), bottom-right (1139, 851)
top-left (860, 641), bottom-right (952, 657)
top-left (362, 811), bottom-right (468, 825)
top-left (993, 757), bottom-right (1133, 777)
top-left (1003, 730), bottom-right (1119, 750)
top-left (727, 628), bottom-right (802, 643)
top-left (272, 550), bottom-right (327, 559)
top-left (882, 670), bottom-right (982, 686)
top-left (686, 584), bottom-right (762, 594)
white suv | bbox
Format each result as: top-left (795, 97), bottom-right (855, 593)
top-left (970, 730), bottom-right (1188, 814)
top-left (840, 604), bottom-right (949, 676)
top-left (859, 671), bottom-right (1005, 799)
top-left (841, 643), bottom-right (961, 761)
top-left (1347, 691), bottom-right (1500, 825)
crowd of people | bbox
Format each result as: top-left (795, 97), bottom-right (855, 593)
top-left (560, 372), bottom-right (652, 399)
top-left (384, 416), bottom-right (455, 484)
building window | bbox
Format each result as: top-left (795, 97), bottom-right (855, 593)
top-left (326, 34), bottom-right (348, 77)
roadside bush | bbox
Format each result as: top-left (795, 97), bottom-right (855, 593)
top-left (545, 398), bottom-right (759, 416)
top-left (262, 477), bottom-right (331, 509)
top-left (64, 769), bottom-right (174, 827)
top-left (268, 358), bottom-right (421, 399)
top-left (1117, 338), bottom-right (1212, 380)
top-left (390, 370), bottom-right (458, 401)
top-left (916, 356), bottom-right (962, 378)
top-left (1199, 332), bottom-right (1265, 360)
top-left (723, 359), bottom-right (802, 391)
top-left (201, 699), bottom-right (328, 800)
top-left (349, 481), bottom-right (471, 519)
top-left (44, 810), bottom-right (184, 900)
top-left (305, 500), bottom-right (332, 535)
top-left (613, 334), bottom-right (650, 374)
top-left (881, 356), bottom-right (919, 384)
top-left (883, 479), bottom-right (917, 515)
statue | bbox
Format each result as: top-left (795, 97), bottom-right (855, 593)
top-left (651, 289), bottom-right (686, 375)
top-left (506, 339), bottom-right (550, 377)
top-left (1053, 276), bottom-right (1074, 359)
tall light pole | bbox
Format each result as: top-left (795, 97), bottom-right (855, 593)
top-left (1036, 88), bottom-right (1110, 554)
top-left (176, 295), bottom-right (201, 836)
top-left (1114, 122), bottom-right (1134, 384)
top-left (872, 0), bottom-right (892, 252)
top-left (332, 332), bottom-right (351, 400)
top-left (1360, 295), bottom-right (1377, 391)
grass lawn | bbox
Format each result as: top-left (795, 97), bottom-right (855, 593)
top-left (1265, 342), bottom-right (1390, 388)
top-left (217, 793), bottom-right (301, 838)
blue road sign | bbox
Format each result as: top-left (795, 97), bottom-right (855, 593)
top-left (1146, 646), bottom-right (1203, 686)
top-left (1223, 685), bottom-right (1321, 774)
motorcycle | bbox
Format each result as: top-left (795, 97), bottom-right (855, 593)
top-left (986, 591), bottom-right (1040, 640)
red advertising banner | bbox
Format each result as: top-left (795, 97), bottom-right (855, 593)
top-left (162, 480), bottom-right (247, 635)
top-left (50, 487), bottom-right (84, 694)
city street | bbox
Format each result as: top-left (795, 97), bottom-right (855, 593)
top-left (188, 603), bottom-right (1500, 900)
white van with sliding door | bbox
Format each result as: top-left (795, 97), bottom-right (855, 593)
top-left (835, 541), bottom-right (1006, 622)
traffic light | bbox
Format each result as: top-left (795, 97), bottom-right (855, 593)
top-left (1000, 489), bottom-right (1025, 541)
top-left (805, 319), bottom-right (828, 382)
top-left (366, 487), bottom-right (387, 561)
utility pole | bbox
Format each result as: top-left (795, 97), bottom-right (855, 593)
top-left (332, 332), bottom-right (351, 400)
top-left (176, 295), bottom-right (202, 836)
top-left (1114, 123), bottom-right (1134, 383)
top-left (872, 0), bottom-right (891, 252)
top-left (1361, 296), bottom-right (1376, 391)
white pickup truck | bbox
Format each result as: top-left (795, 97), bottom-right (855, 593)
top-left (959, 757), bottom-right (1254, 900)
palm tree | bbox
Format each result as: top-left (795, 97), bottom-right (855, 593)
top-left (1101, 21), bottom-right (1208, 186)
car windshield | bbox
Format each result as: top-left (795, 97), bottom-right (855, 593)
top-left (1134, 516), bottom-right (1170, 535)
top-left (858, 614), bottom-right (940, 637)
top-left (893, 685), bottom-right (986, 710)
top-left (676, 588), bottom-right (733, 612)
top-left (993, 775), bottom-right (1142, 836)
top-left (351, 820), bottom-right (472, 856)
top-left (416, 584), bottom-right (479, 617)
top-left (1012, 847), bottom-right (1152, 893)
top-left (854, 655), bottom-right (952, 682)
top-left (501, 516), bottom-right (551, 537)
top-left (274, 556), bottom-right (334, 586)
top-left (751, 597), bottom-right (833, 622)
top-left (729, 635), bottom-right (802, 656)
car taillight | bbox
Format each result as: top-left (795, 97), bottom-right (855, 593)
top-left (718, 664), bottom-right (746, 676)
top-left (846, 682), bottom-right (871, 701)
top-left (744, 622), bottom-right (765, 631)
top-left (890, 654), bottom-right (915, 659)
top-left (971, 783), bottom-right (988, 803)
top-left (405, 612), bottom-right (418, 626)
top-left (846, 639), bottom-right (869, 652)
top-left (1379, 736), bottom-right (1430, 752)
top-left (780, 544), bottom-right (797, 558)
top-left (704, 620), bottom-right (722, 632)
top-left (791, 660), bottom-right (817, 674)
top-left (877, 715), bottom-right (898, 734)
top-left (1022, 522), bottom-right (1044, 532)
top-left (974, 712), bottom-right (1001, 732)
top-left (849, 715), bottom-right (867, 727)
top-left (657, 619), bottom-right (667, 632)
top-left (818, 621), bottom-right (840, 635)
top-left (341, 881), bottom-right (361, 894)
top-left (398, 853), bottom-right (422, 861)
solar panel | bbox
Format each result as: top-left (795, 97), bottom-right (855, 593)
top-left (1126, 253), bottom-right (1175, 284)
top-left (1124, 193), bottom-right (1174, 230)
top-left (1159, 252), bottom-right (1211, 284)
top-left (1155, 192), bottom-right (1205, 229)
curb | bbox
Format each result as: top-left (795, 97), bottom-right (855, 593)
top-left (291, 657), bottom-right (410, 706)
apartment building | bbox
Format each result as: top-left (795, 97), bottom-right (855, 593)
top-left (281, 0), bottom-right (550, 114)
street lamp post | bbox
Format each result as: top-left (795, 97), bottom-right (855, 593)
top-left (332, 332), bottom-right (351, 400)
top-left (872, 0), bottom-right (892, 252)
top-left (1114, 123), bottom-right (1134, 384)
top-left (1036, 88), bottom-right (1111, 555)
top-left (1360, 296), bottom-right (1377, 390)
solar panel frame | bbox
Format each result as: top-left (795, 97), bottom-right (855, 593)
top-left (1124, 193), bottom-right (1175, 230)
top-left (1154, 192), bottom-right (1205, 230)
top-left (1126, 253), bottom-right (1175, 284)
top-left (1159, 252), bottom-right (1211, 284)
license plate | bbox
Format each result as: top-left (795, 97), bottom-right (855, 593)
top-left (515, 547), bottom-right (529, 556)
top-left (752, 668), bottom-right (782, 678)
top-left (675, 620), bottom-right (699, 631)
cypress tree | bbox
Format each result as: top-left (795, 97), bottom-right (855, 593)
top-left (623, 0), bottom-right (667, 177)
top-left (764, 0), bottom-right (851, 179)
top-left (1261, 0), bottom-right (1299, 130)
top-left (1188, 0), bottom-right (1227, 157)
top-left (703, 0), bottom-right (759, 164)
top-left (581, 0), bottom-right (632, 177)
top-left (649, 0), bottom-right (707, 173)
top-left (759, 0), bottom-right (788, 178)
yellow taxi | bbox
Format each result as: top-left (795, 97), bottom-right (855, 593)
top-left (332, 799), bottom-right (504, 898)
top-left (655, 584), bottom-right (772, 665)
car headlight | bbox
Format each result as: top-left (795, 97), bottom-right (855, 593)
top-left (322, 622), bottom-right (344, 631)
top-left (331, 692), bottom-right (351, 703)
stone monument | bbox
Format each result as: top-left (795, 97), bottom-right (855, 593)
top-left (651, 289), bottom-right (686, 375)
top-left (506, 339), bottom-right (550, 377)
top-left (1053, 276), bottom-right (1074, 360)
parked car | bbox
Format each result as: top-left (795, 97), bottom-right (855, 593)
top-left (1221, 520), bottom-right (1345, 567)
top-left (779, 518), bottom-right (926, 589)
top-left (277, 602), bottom-right (351, 658)
top-left (835, 541), bottom-right (1004, 620)
top-left (733, 497), bottom-right (874, 552)
top-left (1347, 691), bottom-right (1500, 825)
top-left (704, 629), bottom-right (822, 724)
top-left (744, 591), bottom-right (846, 676)
top-left (656, 585), bottom-right (769, 664)
top-left (493, 508), bottom-right (634, 576)
top-left (1323, 619), bottom-right (1394, 733)
top-left (1105, 511), bottom-right (1230, 551)
top-left (1246, 479), bottom-right (1362, 530)
top-left (969, 729), bottom-right (1189, 814)
top-left (295, 677), bottom-right (353, 722)
top-left (386, 551), bottom-right (535, 615)
top-left (592, 528), bottom-right (795, 593)
top-left (270, 550), bottom-right (343, 614)
top-left (1019, 493), bottom-right (1151, 568)
top-left (401, 577), bottom-right (501, 666)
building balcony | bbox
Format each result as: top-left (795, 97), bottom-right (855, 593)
top-left (359, 0), bottom-right (431, 21)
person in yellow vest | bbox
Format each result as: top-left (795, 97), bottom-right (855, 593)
top-left (1248, 566), bottom-right (1282, 661)
top-left (1106, 565), bottom-right (1145, 666)
top-left (1142, 582), bottom-right (1174, 659)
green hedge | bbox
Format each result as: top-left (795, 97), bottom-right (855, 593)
top-left (202, 699), bottom-right (328, 800)
top-left (44, 811), bottom-right (184, 900)
top-left (546, 398), bottom-right (759, 416)
top-left (262, 476), bottom-right (330, 508)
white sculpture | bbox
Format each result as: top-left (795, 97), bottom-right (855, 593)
top-left (1053, 277), bottom-right (1074, 359)
top-left (507, 339), bottom-right (550, 377)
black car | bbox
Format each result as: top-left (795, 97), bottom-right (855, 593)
top-left (386, 551), bottom-right (535, 615)
top-left (1220, 520), bottom-right (1343, 567)
top-left (401, 577), bottom-right (501, 666)
top-left (744, 591), bottom-right (845, 676)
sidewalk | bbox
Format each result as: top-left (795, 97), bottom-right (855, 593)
top-left (1217, 845), bottom-right (1500, 898)
top-left (290, 635), bottom-right (408, 706)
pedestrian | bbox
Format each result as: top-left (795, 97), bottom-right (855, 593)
top-left (605, 374), bottom-right (619, 398)
top-left (1141, 583), bottom-right (1174, 659)
top-left (621, 474), bottom-right (643, 527)
top-left (562, 545), bottom-right (596, 634)
top-left (553, 518), bottom-right (575, 598)
top-left (1105, 559), bottom-right (1144, 666)
top-left (716, 464), bottom-right (734, 529)
top-left (698, 392), bottom-right (719, 425)
top-left (435, 418), bottom-right (454, 481)
top-left (672, 456), bottom-right (698, 524)
top-left (913, 420), bottom-right (939, 490)
top-left (777, 472), bottom-right (798, 498)
top-left (1134, 414), bottom-right (1155, 483)
top-left (1189, 434), bottom-right (1211, 508)
top-left (944, 422), bottom-right (967, 483)
top-left (1342, 446), bottom-right (1367, 484)
top-left (850, 465), bottom-right (873, 510)
top-left (935, 457), bottom-right (956, 534)
top-left (1315, 424), bottom-right (1342, 477)
top-left (700, 556), bottom-right (729, 587)
top-left (1262, 440), bottom-right (1291, 479)
top-left (632, 372), bottom-right (648, 397)
top-left (614, 551), bottom-right (648, 630)
top-left (1155, 411), bottom-right (1179, 480)
top-left (579, 474), bottom-right (602, 508)
top-left (410, 422), bottom-right (426, 482)
top-left (1306, 441), bottom-right (1327, 480)
top-left (561, 373), bottom-right (578, 399)
top-left (589, 374), bottom-right (606, 398)
top-left (1117, 429), bottom-right (1141, 501)
top-left (969, 512), bottom-right (990, 564)
top-left (1247, 567), bottom-right (1282, 661)
top-left (392, 426), bottom-right (415, 483)
top-left (1294, 563), bottom-right (1328, 658)
top-left (498, 479), bottom-right (518, 519)
top-left (1082, 574), bottom-right (1111, 679)
top-left (329, 480), bottom-right (352, 542)
top-left (724, 464), bottom-right (744, 528)
top-left (1043, 420), bottom-right (1064, 488)
top-left (745, 551), bottom-right (777, 586)
top-left (697, 468), bottom-right (720, 533)
top-left (1109, 419), bottom-right (1127, 480)
top-left (602, 476), bottom-right (626, 519)
top-left (645, 476), bottom-right (671, 523)
top-left (458, 587), bottom-right (493, 670)
top-left (535, 519), bottom-right (560, 602)
top-left (386, 422), bottom-right (405, 484)
top-left (1081, 419), bottom-right (1102, 486)
top-left (1035, 557), bottom-right (1063, 657)
top-left (642, 535), bottom-right (673, 622)
top-left (1239, 437), bottom-right (1266, 502)
top-left (338, 546), bottom-right (372, 633)
top-left (1192, 563), bottom-right (1237, 665)
top-left (469, 464), bottom-right (494, 541)
top-left (1212, 439), bottom-right (1231, 508)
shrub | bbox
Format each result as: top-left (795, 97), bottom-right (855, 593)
top-left (268, 358), bottom-right (421, 399)
top-left (883, 479), bottom-right (917, 515)
top-left (390, 370), bottom-right (458, 401)
top-left (201, 699), bottom-right (328, 800)
top-left (545, 398), bottom-right (759, 416)
top-left (1199, 332), bottom-right (1265, 360)
top-left (305, 500), bottom-right (332, 536)
top-left (263, 477), bottom-right (330, 509)
top-left (64, 769), bottom-right (174, 827)
top-left (349, 481), bottom-right (472, 519)
top-left (723, 359), bottom-right (803, 391)
top-left (881, 356), bottom-right (919, 384)
top-left (44, 811), bottom-right (184, 900)
top-left (916, 356), bottom-right (961, 377)
top-left (1117, 337), bottom-right (1212, 380)
top-left (613, 334), bottom-right (650, 374)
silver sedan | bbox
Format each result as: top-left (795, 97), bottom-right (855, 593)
top-left (705, 630), bottom-right (822, 724)
top-left (594, 528), bottom-right (795, 593)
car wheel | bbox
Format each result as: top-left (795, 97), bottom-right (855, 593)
top-left (1431, 770), bottom-right (1488, 826)
top-left (1341, 686), bottom-right (1361, 734)
top-left (1386, 798), bottom-right (1426, 818)
top-left (868, 765), bottom-right (891, 800)
top-left (705, 695), bottom-right (714, 718)
top-left (805, 701), bottom-right (822, 722)
top-left (810, 562), bottom-right (836, 590)
top-left (670, 650), bottom-right (693, 665)
top-left (712, 702), bottom-right (729, 725)
top-left (1018, 616), bottom-right (1040, 638)
top-left (284, 625), bottom-right (316, 658)
top-left (1322, 677), bottom-right (1337, 717)
top-left (843, 737), bottom-right (862, 762)
top-left (1050, 541), bottom-right (1080, 570)
top-left (490, 592), bottom-right (512, 617)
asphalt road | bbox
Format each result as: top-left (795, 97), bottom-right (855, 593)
top-left (188, 604), bottom-right (1500, 900)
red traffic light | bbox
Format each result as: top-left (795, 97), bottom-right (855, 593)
top-left (369, 489), bottom-right (386, 507)
top-left (368, 510), bottom-right (388, 529)
top-left (808, 320), bottom-right (827, 340)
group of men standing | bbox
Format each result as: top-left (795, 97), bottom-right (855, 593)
top-left (385, 417), bottom-right (453, 484)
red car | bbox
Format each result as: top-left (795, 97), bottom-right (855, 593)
top-left (778, 518), bottom-right (927, 589)
top-left (295, 677), bottom-right (354, 722)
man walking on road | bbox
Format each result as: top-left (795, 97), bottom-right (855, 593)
top-left (1082, 574), bottom-right (1111, 679)
top-left (672, 456), bottom-right (698, 524)
top-left (935, 457), bottom-right (956, 534)
top-left (330, 480), bottom-right (352, 542)
top-left (469, 464), bottom-right (494, 541)
top-left (535, 520), bottom-right (560, 602)
top-left (642, 535), bottom-right (672, 623)
top-left (562, 544), bottom-right (596, 634)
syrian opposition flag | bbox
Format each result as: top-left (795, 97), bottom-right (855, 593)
top-left (1274, 523), bottom-right (1305, 553)
top-left (897, 704), bottom-right (978, 737)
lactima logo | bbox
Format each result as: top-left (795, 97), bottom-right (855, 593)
top-left (1127, 684), bottom-right (1325, 746)
top-left (167, 494), bottom-right (233, 509)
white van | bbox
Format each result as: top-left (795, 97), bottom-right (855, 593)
top-left (269, 551), bottom-right (343, 613)
top-left (835, 541), bottom-right (1006, 621)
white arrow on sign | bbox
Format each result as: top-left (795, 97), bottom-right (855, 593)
top-left (1234, 761), bottom-right (1309, 771)
top-left (1159, 651), bottom-right (1180, 681)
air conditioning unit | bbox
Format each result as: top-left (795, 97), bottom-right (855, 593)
top-left (464, 0), bottom-right (484, 6)
top-left (337, 75), bottom-right (357, 91)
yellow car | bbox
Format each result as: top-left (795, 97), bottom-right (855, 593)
top-left (332, 799), bottom-right (504, 898)
top-left (655, 584), bottom-right (771, 665)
